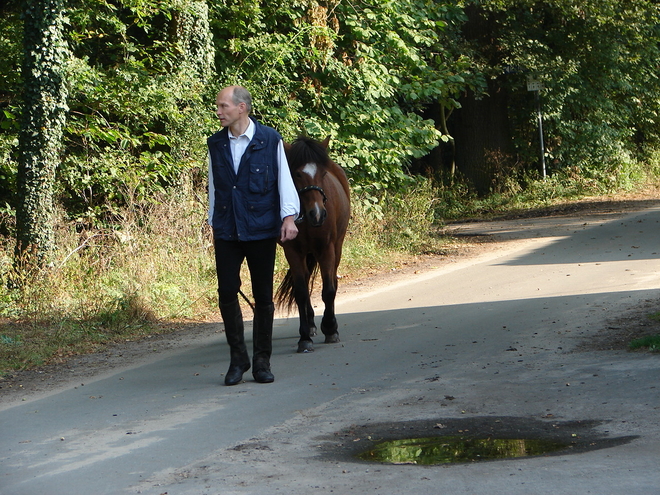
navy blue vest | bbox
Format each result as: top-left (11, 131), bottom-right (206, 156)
top-left (207, 118), bottom-right (282, 241)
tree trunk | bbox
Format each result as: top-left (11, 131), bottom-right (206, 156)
top-left (16, 0), bottom-right (68, 267)
top-left (167, 1), bottom-right (215, 170)
top-left (450, 4), bottom-right (513, 195)
top-left (452, 78), bottom-right (512, 195)
top-left (173, 1), bottom-right (215, 83)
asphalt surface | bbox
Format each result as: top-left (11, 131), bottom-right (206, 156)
top-left (1, 204), bottom-right (660, 495)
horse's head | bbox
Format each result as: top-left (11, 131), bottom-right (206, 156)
top-left (286, 136), bottom-right (332, 228)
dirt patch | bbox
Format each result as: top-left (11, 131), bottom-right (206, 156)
top-left (576, 299), bottom-right (660, 352)
top-left (0, 323), bottom-right (222, 406)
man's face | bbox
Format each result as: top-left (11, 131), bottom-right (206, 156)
top-left (215, 88), bottom-right (243, 128)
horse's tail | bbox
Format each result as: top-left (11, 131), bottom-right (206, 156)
top-left (275, 254), bottom-right (319, 312)
top-left (275, 269), bottom-right (296, 311)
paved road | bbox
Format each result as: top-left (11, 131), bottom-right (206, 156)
top-left (2, 205), bottom-right (660, 495)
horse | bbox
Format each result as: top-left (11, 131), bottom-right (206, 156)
top-left (276, 136), bottom-right (351, 353)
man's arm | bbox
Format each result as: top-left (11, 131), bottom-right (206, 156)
top-left (207, 150), bottom-right (214, 226)
top-left (277, 140), bottom-right (300, 242)
top-left (280, 215), bottom-right (298, 242)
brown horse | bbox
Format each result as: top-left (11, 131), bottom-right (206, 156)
top-left (277, 136), bottom-right (351, 353)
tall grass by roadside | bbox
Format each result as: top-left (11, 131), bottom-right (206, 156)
top-left (0, 181), bottom-right (444, 373)
top-left (435, 150), bottom-right (660, 220)
top-left (0, 188), bottom-right (219, 371)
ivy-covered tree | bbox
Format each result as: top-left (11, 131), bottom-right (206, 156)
top-left (15, 0), bottom-right (69, 265)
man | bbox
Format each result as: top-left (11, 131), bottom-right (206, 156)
top-left (208, 85), bottom-right (299, 385)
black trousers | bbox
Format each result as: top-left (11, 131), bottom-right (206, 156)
top-left (213, 237), bottom-right (277, 307)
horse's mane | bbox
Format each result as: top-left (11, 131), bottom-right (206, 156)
top-left (287, 136), bottom-right (351, 197)
top-left (288, 136), bottom-right (330, 169)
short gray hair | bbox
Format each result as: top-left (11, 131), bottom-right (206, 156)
top-left (232, 86), bottom-right (252, 114)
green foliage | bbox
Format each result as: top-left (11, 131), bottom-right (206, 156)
top-left (0, 9), bottom-right (22, 211)
top-left (0, 9), bottom-right (22, 96)
top-left (373, 178), bottom-right (442, 253)
top-left (433, 150), bottom-right (657, 221)
top-left (54, 0), bottom-right (215, 223)
top-left (208, 0), bottom-right (478, 193)
top-left (472, 0), bottom-right (660, 177)
top-left (4, 0), bottom-right (657, 226)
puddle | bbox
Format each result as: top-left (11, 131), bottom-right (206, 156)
top-left (320, 416), bottom-right (637, 465)
top-left (358, 436), bottom-right (567, 465)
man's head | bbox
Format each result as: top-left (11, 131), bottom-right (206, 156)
top-left (216, 86), bottom-right (252, 133)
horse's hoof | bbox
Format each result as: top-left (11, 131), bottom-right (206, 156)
top-left (324, 333), bottom-right (340, 344)
top-left (297, 341), bottom-right (315, 353)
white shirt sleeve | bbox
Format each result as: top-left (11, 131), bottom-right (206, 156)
top-left (207, 150), bottom-right (214, 226)
top-left (277, 140), bottom-right (300, 220)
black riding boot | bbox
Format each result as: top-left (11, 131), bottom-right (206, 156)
top-left (252, 303), bottom-right (275, 383)
top-left (220, 299), bottom-right (250, 386)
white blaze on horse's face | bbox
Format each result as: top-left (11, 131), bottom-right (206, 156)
top-left (298, 162), bottom-right (326, 227)
top-left (302, 163), bottom-right (317, 178)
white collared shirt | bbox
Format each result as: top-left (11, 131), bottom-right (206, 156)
top-left (208, 120), bottom-right (300, 225)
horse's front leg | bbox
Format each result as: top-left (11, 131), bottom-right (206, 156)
top-left (318, 249), bottom-right (340, 344)
top-left (284, 247), bottom-right (316, 353)
top-left (292, 272), bottom-right (315, 353)
top-left (303, 289), bottom-right (317, 337)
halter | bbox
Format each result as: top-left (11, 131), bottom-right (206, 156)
top-left (295, 185), bottom-right (327, 224)
top-left (298, 185), bottom-right (327, 204)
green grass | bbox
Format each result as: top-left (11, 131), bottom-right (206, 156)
top-left (434, 151), bottom-right (660, 221)
top-left (629, 335), bottom-right (660, 352)
top-left (629, 312), bottom-right (660, 352)
top-left (648, 311), bottom-right (660, 322)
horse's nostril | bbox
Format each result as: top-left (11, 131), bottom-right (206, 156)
top-left (308, 208), bottom-right (327, 227)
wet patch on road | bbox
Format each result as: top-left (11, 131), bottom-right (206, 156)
top-left (357, 436), bottom-right (567, 464)
top-left (318, 416), bottom-right (637, 465)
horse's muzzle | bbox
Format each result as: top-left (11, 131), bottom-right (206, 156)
top-left (307, 206), bottom-right (327, 227)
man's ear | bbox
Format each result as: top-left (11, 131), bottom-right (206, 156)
top-left (284, 141), bottom-right (292, 153)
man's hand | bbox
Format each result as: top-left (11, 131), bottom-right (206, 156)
top-left (280, 215), bottom-right (298, 243)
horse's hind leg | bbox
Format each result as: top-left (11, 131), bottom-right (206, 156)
top-left (303, 254), bottom-right (317, 337)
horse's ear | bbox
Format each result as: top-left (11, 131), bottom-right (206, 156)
top-left (283, 141), bottom-right (291, 153)
top-left (321, 136), bottom-right (331, 149)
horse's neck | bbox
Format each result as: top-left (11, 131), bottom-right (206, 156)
top-left (327, 161), bottom-right (350, 197)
